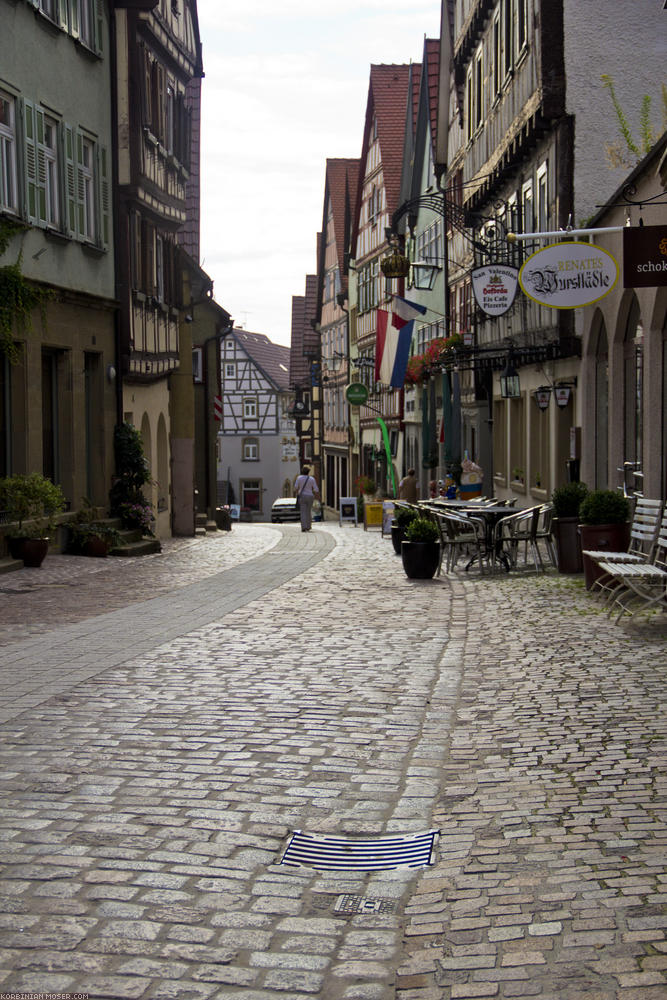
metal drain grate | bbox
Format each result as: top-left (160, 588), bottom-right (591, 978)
top-left (280, 829), bottom-right (438, 872)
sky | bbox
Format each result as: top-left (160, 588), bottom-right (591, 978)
top-left (196, 0), bottom-right (442, 346)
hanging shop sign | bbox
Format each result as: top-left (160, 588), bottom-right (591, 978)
top-left (471, 264), bottom-right (519, 316)
top-left (346, 382), bottom-right (369, 406)
top-left (623, 225), bottom-right (667, 287)
top-left (519, 242), bottom-right (618, 308)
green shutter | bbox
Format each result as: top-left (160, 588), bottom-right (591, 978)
top-left (34, 106), bottom-right (47, 224)
top-left (98, 143), bottom-right (110, 250)
top-left (69, 0), bottom-right (80, 39)
top-left (57, 0), bottom-right (69, 31)
top-left (94, 0), bottom-right (104, 55)
top-left (64, 123), bottom-right (77, 235)
top-left (23, 99), bottom-right (38, 223)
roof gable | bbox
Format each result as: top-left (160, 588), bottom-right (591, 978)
top-left (232, 329), bottom-right (291, 390)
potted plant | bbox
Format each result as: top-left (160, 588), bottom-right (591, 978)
top-left (551, 481), bottom-right (589, 573)
top-left (68, 498), bottom-right (121, 557)
top-left (0, 472), bottom-right (66, 567)
top-left (579, 489), bottom-right (631, 590)
top-left (401, 516), bottom-right (440, 579)
top-left (391, 505), bottom-right (418, 555)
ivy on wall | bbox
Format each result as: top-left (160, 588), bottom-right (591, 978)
top-left (0, 219), bottom-right (52, 364)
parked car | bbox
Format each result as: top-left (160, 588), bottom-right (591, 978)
top-left (271, 497), bottom-right (300, 523)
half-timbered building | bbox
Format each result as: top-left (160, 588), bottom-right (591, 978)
top-left (314, 158), bottom-right (359, 511)
top-left (218, 328), bottom-right (298, 519)
top-left (112, 0), bottom-right (202, 535)
top-left (350, 64), bottom-right (414, 495)
top-left (441, 0), bottom-right (666, 499)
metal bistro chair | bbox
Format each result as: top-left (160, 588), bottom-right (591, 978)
top-left (534, 503), bottom-right (557, 569)
top-left (494, 505), bottom-right (544, 572)
top-left (442, 510), bottom-right (490, 573)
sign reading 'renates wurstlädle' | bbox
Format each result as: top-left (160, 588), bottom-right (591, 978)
top-left (519, 242), bottom-right (618, 309)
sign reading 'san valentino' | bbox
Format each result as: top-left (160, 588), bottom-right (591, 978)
top-left (623, 225), bottom-right (667, 288)
top-left (471, 264), bottom-right (519, 316)
top-left (519, 242), bottom-right (618, 308)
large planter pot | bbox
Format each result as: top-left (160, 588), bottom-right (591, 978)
top-left (579, 522), bottom-right (631, 590)
top-left (401, 540), bottom-right (440, 579)
top-left (9, 536), bottom-right (50, 568)
top-left (552, 516), bottom-right (583, 574)
top-left (84, 536), bottom-right (111, 558)
top-left (391, 523), bottom-right (406, 555)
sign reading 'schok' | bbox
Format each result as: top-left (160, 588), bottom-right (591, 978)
top-left (471, 264), bottom-right (519, 316)
top-left (519, 241), bottom-right (618, 309)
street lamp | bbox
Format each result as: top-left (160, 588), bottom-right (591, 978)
top-left (499, 353), bottom-right (521, 398)
top-left (411, 260), bottom-right (441, 290)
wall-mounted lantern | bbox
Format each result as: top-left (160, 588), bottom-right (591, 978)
top-left (534, 386), bottom-right (552, 410)
top-left (499, 354), bottom-right (521, 398)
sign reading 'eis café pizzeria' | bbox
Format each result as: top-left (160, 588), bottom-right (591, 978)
top-left (519, 241), bottom-right (618, 309)
top-left (471, 264), bottom-right (519, 316)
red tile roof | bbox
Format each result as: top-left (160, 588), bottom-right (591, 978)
top-left (231, 328), bottom-right (292, 391)
top-left (324, 157), bottom-right (360, 291)
top-left (289, 274), bottom-right (318, 389)
top-left (424, 38), bottom-right (441, 161)
top-left (352, 64), bottom-right (414, 254)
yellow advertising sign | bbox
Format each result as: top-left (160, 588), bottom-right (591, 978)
top-left (519, 241), bottom-right (618, 309)
top-left (364, 501), bottom-right (384, 531)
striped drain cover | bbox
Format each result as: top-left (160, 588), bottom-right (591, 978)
top-left (280, 829), bottom-right (438, 872)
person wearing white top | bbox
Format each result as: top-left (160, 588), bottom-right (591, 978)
top-left (294, 465), bottom-right (320, 532)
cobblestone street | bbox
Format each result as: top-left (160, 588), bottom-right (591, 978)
top-left (0, 522), bottom-right (665, 1000)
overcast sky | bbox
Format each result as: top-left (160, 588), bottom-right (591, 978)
top-left (197, 0), bottom-right (442, 346)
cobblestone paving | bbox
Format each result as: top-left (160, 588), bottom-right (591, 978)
top-left (0, 523), bottom-right (665, 1000)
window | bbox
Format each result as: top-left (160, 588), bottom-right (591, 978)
top-left (242, 437), bottom-right (259, 461)
top-left (521, 179), bottom-right (533, 236)
top-left (0, 92), bottom-right (17, 213)
top-left (503, 0), bottom-right (513, 77)
top-left (492, 13), bottom-right (501, 98)
top-left (166, 85), bottom-right (174, 155)
top-left (359, 261), bottom-right (379, 314)
top-left (192, 347), bottom-right (202, 383)
top-left (43, 116), bottom-right (59, 227)
top-left (241, 479), bottom-right (261, 512)
top-left (225, 363), bottom-right (235, 378)
top-left (155, 234), bottom-right (164, 301)
top-left (536, 162), bottom-right (548, 233)
top-left (79, 134), bottom-right (95, 240)
top-left (243, 397), bottom-right (257, 420)
top-left (517, 0), bottom-right (528, 53)
top-left (624, 298), bottom-right (643, 469)
top-left (474, 48), bottom-right (483, 129)
top-left (37, 0), bottom-right (56, 19)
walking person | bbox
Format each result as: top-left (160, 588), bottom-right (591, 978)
top-left (398, 468), bottom-right (418, 503)
top-left (294, 466), bottom-right (320, 532)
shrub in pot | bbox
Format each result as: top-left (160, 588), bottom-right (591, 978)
top-left (0, 472), bottom-right (66, 567)
top-left (68, 499), bottom-right (121, 557)
top-left (401, 516), bottom-right (440, 579)
top-left (550, 481), bottom-right (588, 574)
top-left (391, 504), bottom-right (418, 555)
top-left (579, 489), bottom-right (631, 590)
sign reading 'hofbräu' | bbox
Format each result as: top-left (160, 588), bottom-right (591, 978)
top-left (519, 242), bottom-right (618, 309)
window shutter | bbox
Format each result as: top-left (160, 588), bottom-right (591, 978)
top-left (142, 219), bottom-right (155, 295)
top-left (94, 0), bottom-right (104, 54)
top-left (69, 0), bottom-right (80, 39)
top-left (156, 64), bottom-right (165, 144)
top-left (57, 0), bottom-right (69, 31)
top-left (75, 130), bottom-right (86, 236)
top-left (23, 100), bottom-right (46, 226)
top-left (64, 123), bottom-right (77, 235)
top-left (98, 143), bottom-right (110, 249)
top-left (23, 99), bottom-right (37, 222)
top-left (34, 106), bottom-right (47, 224)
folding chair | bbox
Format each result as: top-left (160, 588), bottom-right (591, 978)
top-left (584, 498), bottom-right (663, 601)
top-left (600, 511), bottom-right (667, 622)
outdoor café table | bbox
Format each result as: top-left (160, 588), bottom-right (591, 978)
top-left (455, 504), bottom-right (517, 571)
